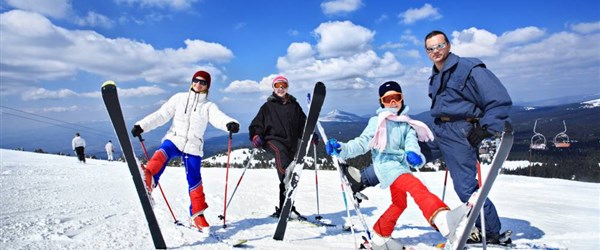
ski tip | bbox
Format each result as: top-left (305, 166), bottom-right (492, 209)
top-left (102, 80), bottom-right (116, 87)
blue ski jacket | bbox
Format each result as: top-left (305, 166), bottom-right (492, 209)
top-left (337, 106), bottom-right (425, 189)
top-left (428, 53), bottom-right (512, 133)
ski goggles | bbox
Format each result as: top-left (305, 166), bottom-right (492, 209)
top-left (192, 78), bottom-right (208, 86)
top-left (426, 42), bottom-right (447, 53)
top-left (380, 92), bottom-right (403, 105)
top-left (273, 81), bottom-right (288, 89)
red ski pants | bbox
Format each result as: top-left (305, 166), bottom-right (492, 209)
top-left (373, 173), bottom-right (448, 237)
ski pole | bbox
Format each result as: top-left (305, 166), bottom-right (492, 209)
top-left (219, 149), bottom-right (257, 219)
top-left (476, 159), bottom-right (487, 249)
top-left (306, 93), bottom-right (323, 221)
top-left (137, 135), bottom-right (181, 225)
top-left (221, 131), bottom-right (233, 229)
top-left (441, 168), bottom-right (448, 201)
top-left (313, 141), bottom-right (322, 220)
top-left (315, 122), bottom-right (363, 249)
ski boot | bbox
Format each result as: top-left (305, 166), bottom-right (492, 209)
top-left (290, 206), bottom-right (307, 221)
top-left (191, 213), bottom-right (210, 232)
top-left (271, 206), bottom-right (281, 218)
top-left (467, 227), bottom-right (513, 245)
top-left (369, 233), bottom-right (404, 250)
top-left (340, 163), bottom-right (364, 193)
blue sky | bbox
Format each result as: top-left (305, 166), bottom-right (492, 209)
top-left (1, 0), bottom-right (599, 134)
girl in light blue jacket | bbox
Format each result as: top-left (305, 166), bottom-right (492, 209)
top-left (326, 81), bottom-right (469, 249)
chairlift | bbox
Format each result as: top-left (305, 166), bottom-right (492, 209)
top-left (553, 120), bottom-right (571, 148)
top-left (530, 119), bottom-right (547, 150)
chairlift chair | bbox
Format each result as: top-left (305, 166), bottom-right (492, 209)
top-left (553, 120), bottom-right (571, 148)
top-left (530, 119), bottom-right (547, 150)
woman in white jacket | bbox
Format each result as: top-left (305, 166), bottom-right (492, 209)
top-left (131, 70), bottom-right (240, 231)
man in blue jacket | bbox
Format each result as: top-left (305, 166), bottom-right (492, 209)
top-left (343, 30), bottom-right (512, 244)
top-left (424, 30), bottom-right (512, 243)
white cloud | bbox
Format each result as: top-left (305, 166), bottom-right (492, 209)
top-left (569, 21), bottom-right (600, 34)
top-left (4, 0), bottom-right (72, 19)
top-left (223, 79), bottom-right (270, 93)
top-left (277, 42), bottom-right (316, 70)
top-left (0, 10), bottom-right (233, 87)
top-left (497, 26), bottom-right (545, 46)
top-left (42, 105), bottom-right (79, 113)
top-left (115, 0), bottom-right (198, 10)
top-left (399, 3), bottom-right (441, 25)
top-left (450, 28), bottom-right (500, 57)
top-left (314, 21), bottom-right (375, 58)
top-left (74, 11), bottom-right (114, 28)
top-left (21, 88), bottom-right (77, 101)
top-left (118, 85), bottom-right (166, 97)
top-left (321, 0), bottom-right (362, 15)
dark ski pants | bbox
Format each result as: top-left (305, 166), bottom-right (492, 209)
top-left (265, 140), bottom-right (294, 208)
top-left (75, 146), bottom-right (85, 163)
top-left (431, 120), bottom-right (501, 235)
top-left (146, 139), bottom-right (207, 216)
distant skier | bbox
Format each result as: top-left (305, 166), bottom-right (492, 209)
top-left (325, 81), bottom-right (470, 249)
top-left (248, 75), bottom-right (310, 219)
top-left (131, 70), bottom-right (240, 231)
top-left (105, 140), bottom-right (114, 161)
top-left (72, 132), bottom-right (86, 163)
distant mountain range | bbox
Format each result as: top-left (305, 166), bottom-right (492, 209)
top-left (2, 98), bottom-right (599, 159)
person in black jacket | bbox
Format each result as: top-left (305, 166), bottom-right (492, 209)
top-left (249, 75), bottom-right (307, 218)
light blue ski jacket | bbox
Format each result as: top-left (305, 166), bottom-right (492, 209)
top-left (338, 106), bottom-right (425, 189)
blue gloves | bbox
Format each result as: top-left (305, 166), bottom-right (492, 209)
top-left (325, 139), bottom-right (341, 156)
top-left (406, 151), bottom-right (423, 168)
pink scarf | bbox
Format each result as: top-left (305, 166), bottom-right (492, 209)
top-left (369, 111), bottom-right (435, 151)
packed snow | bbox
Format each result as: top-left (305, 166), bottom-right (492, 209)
top-left (1, 149), bottom-right (598, 249)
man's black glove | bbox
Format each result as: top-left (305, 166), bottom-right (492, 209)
top-left (131, 125), bottom-right (144, 137)
top-left (226, 122), bottom-right (239, 133)
top-left (467, 123), bottom-right (493, 148)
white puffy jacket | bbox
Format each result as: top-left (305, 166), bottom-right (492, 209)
top-left (135, 91), bottom-right (238, 157)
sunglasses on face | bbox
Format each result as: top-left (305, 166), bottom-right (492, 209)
top-left (192, 78), bottom-right (208, 86)
top-left (273, 81), bottom-right (288, 89)
top-left (380, 92), bottom-right (403, 105)
top-left (425, 42), bottom-right (447, 53)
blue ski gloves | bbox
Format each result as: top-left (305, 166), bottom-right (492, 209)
top-left (226, 122), bottom-right (239, 133)
top-left (131, 125), bottom-right (143, 138)
top-left (406, 151), bottom-right (423, 168)
top-left (325, 138), bottom-right (341, 156)
top-left (252, 135), bottom-right (263, 148)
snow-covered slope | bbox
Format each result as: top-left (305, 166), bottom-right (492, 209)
top-left (1, 149), bottom-right (598, 249)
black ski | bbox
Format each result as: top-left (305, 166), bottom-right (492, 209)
top-left (101, 81), bottom-right (166, 249)
top-left (273, 82), bottom-right (326, 240)
top-left (449, 122), bottom-right (514, 250)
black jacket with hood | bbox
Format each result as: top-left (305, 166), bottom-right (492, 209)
top-left (249, 93), bottom-right (307, 153)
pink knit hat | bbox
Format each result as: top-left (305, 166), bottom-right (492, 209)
top-left (272, 75), bottom-right (288, 87)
